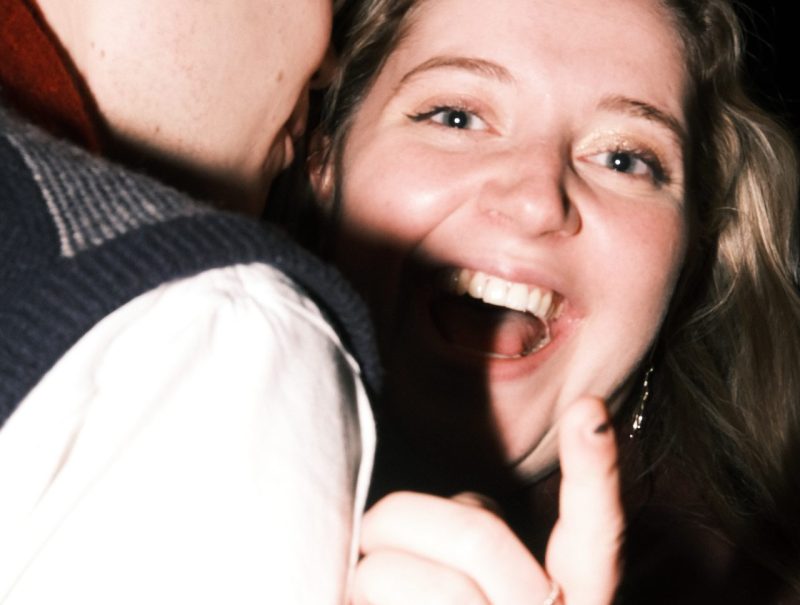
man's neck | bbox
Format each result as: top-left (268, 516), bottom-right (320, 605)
top-left (0, 0), bottom-right (103, 151)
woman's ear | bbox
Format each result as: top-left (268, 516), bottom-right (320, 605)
top-left (308, 131), bottom-right (335, 211)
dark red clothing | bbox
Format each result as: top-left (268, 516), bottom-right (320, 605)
top-left (0, 0), bottom-right (102, 151)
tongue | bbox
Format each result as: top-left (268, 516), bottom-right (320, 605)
top-left (431, 296), bottom-right (547, 358)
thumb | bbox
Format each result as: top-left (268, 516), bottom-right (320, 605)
top-left (546, 397), bottom-right (623, 604)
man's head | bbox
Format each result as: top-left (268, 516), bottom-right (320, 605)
top-left (38, 0), bottom-right (333, 214)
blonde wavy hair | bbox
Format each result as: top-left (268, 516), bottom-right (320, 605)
top-left (652, 0), bottom-right (800, 582)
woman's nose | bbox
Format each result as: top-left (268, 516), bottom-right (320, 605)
top-left (477, 155), bottom-right (580, 238)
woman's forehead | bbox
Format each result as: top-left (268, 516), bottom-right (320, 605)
top-left (381, 0), bottom-right (688, 123)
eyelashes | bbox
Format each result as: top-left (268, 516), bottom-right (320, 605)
top-left (406, 103), bottom-right (673, 187)
top-left (586, 147), bottom-right (670, 186)
top-left (407, 105), bottom-right (488, 131)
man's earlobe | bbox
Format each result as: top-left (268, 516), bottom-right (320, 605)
top-left (308, 133), bottom-right (335, 209)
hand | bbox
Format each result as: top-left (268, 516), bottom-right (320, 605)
top-left (350, 397), bottom-right (623, 604)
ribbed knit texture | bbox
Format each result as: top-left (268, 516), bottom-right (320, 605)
top-left (0, 106), bottom-right (381, 425)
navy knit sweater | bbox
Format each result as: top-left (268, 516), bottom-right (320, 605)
top-left (0, 105), bottom-right (380, 426)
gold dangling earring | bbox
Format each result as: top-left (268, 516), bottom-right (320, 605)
top-left (629, 366), bottom-right (654, 439)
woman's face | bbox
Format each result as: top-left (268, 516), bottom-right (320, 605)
top-left (327, 0), bottom-right (689, 477)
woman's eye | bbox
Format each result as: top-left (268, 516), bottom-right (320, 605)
top-left (409, 107), bottom-right (488, 131)
top-left (588, 150), bottom-right (666, 184)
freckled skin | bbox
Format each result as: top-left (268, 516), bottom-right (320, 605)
top-left (39, 0), bottom-right (333, 214)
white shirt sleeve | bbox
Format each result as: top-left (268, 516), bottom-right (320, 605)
top-left (0, 263), bottom-right (375, 605)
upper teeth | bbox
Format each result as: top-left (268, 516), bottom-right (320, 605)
top-left (442, 269), bottom-right (558, 320)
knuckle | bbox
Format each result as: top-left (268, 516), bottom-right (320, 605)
top-left (362, 491), bottom-right (414, 532)
top-left (368, 490), bottom-right (414, 517)
top-left (454, 506), bottom-right (508, 558)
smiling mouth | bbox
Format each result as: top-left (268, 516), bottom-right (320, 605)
top-left (430, 268), bottom-right (562, 359)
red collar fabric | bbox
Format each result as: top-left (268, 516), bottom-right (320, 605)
top-left (0, 0), bottom-right (103, 152)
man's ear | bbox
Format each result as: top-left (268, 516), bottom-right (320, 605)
top-left (308, 132), bottom-right (335, 211)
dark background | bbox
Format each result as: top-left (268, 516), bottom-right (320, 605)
top-left (736, 1), bottom-right (799, 141)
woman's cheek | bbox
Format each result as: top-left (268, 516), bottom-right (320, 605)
top-left (340, 143), bottom-right (468, 244)
top-left (610, 209), bottom-right (687, 334)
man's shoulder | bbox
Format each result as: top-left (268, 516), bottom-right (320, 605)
top-left (1, 104), bottom-right (213, 257)
top-left (0, 106), bottom-right (380, 415)
top-left (0, 103), bottom-right (305, 279)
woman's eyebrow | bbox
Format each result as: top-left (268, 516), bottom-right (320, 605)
top-left (396, 55), bottom-right (515, 91)
top-left (597, 95), bottom-right (686, 145)
top-left (392, 59), bottom-right (686, 145)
